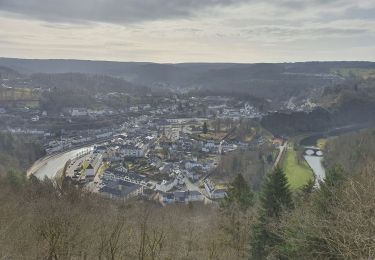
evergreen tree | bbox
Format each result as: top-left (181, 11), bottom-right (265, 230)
top-left (251, 166), bottom-right (293, 259)
top-left (260, 166), bottom-right (293, 218)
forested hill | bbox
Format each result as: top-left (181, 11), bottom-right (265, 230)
top-left (261, 78), bottom-right (375, 136)
top-left (1, 58), bottom-right (374, 77)
top-left (0, 133), bottom-right (45, 176)
top-left (2, 58), bottom-right (375, 103)
top-left (324, 128), bottom-right (375, 174)
top-left (30, 73), bottom-right (148, 93)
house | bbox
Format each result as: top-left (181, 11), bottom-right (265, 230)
top-left (31, 115), bottom-right (39, 122)
top-left (143, 104), bottom-right (151, 110)
top-left (187, 190), bottom-right (204, 202)
top-left (129, 106), bottom-right (139, 112)
top-left (186, 170), bottom-right (200, 182)
top-left (100, 180), bottom-right (143, 200)
top-left (119, 144), bottom-right (145, 158)
top-left (273, 138), bottom-right (284, 147)
top-left (156, 179), bottom-right (178, 192)
top-left (159, 192), bottom-right (175, 204)
top-left (204, 179), bottom-right (227, 200)
top-left (103, 168), bottom-right (147, 186)
top-left (70, 108), bottom-right (88, 117)
top-left (159, 190), bottom-right (204, 204)
top-left (210, 189), bottom-right (226, 199)
top-left (86, 164), bottom-right (95, 181)
top-left (185, 161), bottom-right (202, 170)
top-left (85, 154), bottom-right (103, 182)
top-left (174, 191), bottom-right (187, 203)
top-left (218, 140), bottom-right (238, 154)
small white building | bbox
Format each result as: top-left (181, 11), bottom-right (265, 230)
top-left (185, 161), bottom-right (202, 170)
top-left (31, 115), bottom-right (39, 122)
top-left (70, 108), bottom-right (88, 117)
top-left (156, 179), bottom-right (178, 192)
top-left (129, 106), bottom-right (139, 112)
top-left (204, 179), bottom-right (226, 200)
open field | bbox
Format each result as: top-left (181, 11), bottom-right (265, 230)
top-left (283, 147), bottom-right (314, 189)
top-left (0, 86), bottom-right (40, 101)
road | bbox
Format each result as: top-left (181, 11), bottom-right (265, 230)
top-left (27, 146), bottom-right (92, 180)
top-left (273, 141), bottom-right (288, 169)
top-left (184, 177), bottom-right (215, 204)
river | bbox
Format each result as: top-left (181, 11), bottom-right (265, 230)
top-left (304, 154), bottom-right (326, 187)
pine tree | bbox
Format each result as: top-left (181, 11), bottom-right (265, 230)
top-left (260, 166), bottom-right (293, 218)
top-left (250, 166), bottom-right (293, 259)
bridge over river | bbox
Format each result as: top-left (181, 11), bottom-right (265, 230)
top-left (304, 147), bottom-right (326, 187)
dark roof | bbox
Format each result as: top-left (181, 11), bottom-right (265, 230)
top-left (100, 181), bottom-right (141, 198)
top-left (188, 190), bottom-right (202, 196)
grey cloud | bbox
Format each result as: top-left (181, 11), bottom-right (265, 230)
top-left (0, 0), bottom-right (354, 25)
top-left (343, 7), bottom-right (375, 20)
top-left (0, 0), bottom-right (249, 24)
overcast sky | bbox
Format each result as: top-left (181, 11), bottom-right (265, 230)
top-left (0, 0), bottom-right (374, 63)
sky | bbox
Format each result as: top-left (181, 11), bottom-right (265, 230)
top-left (0, 0), bottom-right (374, 63)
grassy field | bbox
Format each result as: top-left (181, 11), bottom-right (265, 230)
top-left (317, 138), bottom-right (327, 150)
top-left (0, 87), bottom-right (40, 101)
top-left (283, 148), bottom-right (314, 190)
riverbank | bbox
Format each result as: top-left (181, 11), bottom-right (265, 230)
top-left (283, 147), bottom-right (314, 189)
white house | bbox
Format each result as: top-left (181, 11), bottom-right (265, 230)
top-left (129, 106), bottom-right (139, 112)
top-left (31, 115), bottom-right (39, 122)
top-left (185, 161), bottom-right (202, 170)
top-left (156, 179), bottom-right (178, 192)
top-left (70, 108), bottom-right (88, 117)
top-left (119, 144), bottom-right (147, 158)
top-left (204, 179), bottom-right (226, 200)
top-left (85, 154), bottom-right (102, 182)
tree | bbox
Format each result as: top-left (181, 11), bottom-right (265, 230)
top-left (5, 169), bottom-right (26, 189)
top-left (221, 173), bottom-right (254, 212)
top-left (220, 174), bottom-right (255, 258)
top-left (313, 165), bottom-right (345, 215)
top-left (202, 122), bottom-right (208, 134)
top-left (251, 167), bottom-right (293, 259)
top-left (260, 166), bottom-right (293, 219)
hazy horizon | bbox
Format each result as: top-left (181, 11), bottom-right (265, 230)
top-left (1, 56), bottom-right (375, 65)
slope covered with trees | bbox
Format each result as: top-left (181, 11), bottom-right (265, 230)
top-left (0, 147), bottom-right (374, 259)
top-left (0, 133), bottom-right (44, 177)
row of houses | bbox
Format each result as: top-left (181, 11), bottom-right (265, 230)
top-left (159, 190), bottom-right (204, 204)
